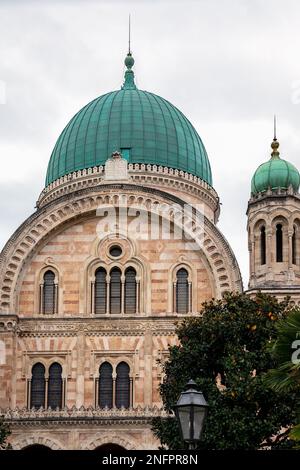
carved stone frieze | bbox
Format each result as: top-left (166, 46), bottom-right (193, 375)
top-left (14, 317), bottom-right (177, 337)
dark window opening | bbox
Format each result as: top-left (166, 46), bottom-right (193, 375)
top-left (48, 363), bottom-right (63, 409)
top-left (125, 267), bottom-right (136, 314)
top-left (116, 362), bottom-right (130, 409)
top-left (23, 445), bottom-right (52, 451)
top-left (292, 226), bottom-right (297, 265)
top-left (30, 363), bottom-right (46, 409)
top-left (94, 444), bottom-right (125, 453)
top-left (260, 226), bottom-right (266, 265)
top-left (99, 362), bottom-right (113, 409)
top-left (43, 270), bottom-right (56, 314)
top-left (176, 268), bottom-right (189, 314)
top-left (110, 268), bottom-right (121, 314)
top-left (95, 268), bottom-right (107, 314)
top-left (276, 224), bottom-right (283, 262)
top-left (109, 246), bottom-right (122, 258)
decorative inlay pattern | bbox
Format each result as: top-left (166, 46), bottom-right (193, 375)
top-left (0, 186), bottom-right (242, 313)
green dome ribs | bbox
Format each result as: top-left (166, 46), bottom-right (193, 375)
top-left (251, 145), bottom-right (300, 194)
top-left (45, 88), bottom-right (212, 187)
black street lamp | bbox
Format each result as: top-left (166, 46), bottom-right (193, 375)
top-left (174, 379), bottom-right (209, 450)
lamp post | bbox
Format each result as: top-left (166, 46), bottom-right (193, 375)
top-left (174, 379), bottom-right (209, 450)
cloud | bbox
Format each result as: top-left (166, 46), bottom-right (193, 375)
top-left (0, 179), bottom-right (39, 253)
top-left (1, 0), bottom-right (300, 288)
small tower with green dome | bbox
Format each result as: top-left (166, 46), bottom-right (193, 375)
top-left (251, 137), bottom-right (300, 195)
top-left (247, 129), bottom-right (300, 302)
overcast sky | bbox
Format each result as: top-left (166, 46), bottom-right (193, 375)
top-left (0, 0), bottom-right (300, 289)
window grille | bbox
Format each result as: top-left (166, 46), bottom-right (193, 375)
top-left (48, 363), bottom-right (63, 409)
top-left (176, 268), bottom-right (189, 314)
top-left (99, 362), bottom-right (113, 409)
top-left (30, 363), bottom-right (46, 409)
top-left (125, 267), bottom-right (136, 314)
top-left (43, 270), bottom-right (56, 314)
top-left (95, 268), bottom-right (107, 314)
top-left (110, 268), bottom-right (121, 314)
top-left (116, 362), bottom-right (130, 409)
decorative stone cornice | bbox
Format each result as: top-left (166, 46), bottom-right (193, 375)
top-left (2, 405), bottom-right (168, 427)
top-left (37, 163), bottom-right (219, 217)
top-left (10, 317), bottom-right (178, 337)
top-left (248, 187), bottom-right (300, 210)
top-left (246, 286), bottom-right (300, 294)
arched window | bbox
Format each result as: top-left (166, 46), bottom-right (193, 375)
top-left (116, 362), bottom-right (130, 409)
top-left (93, 443), bottom-right (126, 452)
top-left (42, 270), bottom-right (56, 314)
top-left (23, 445), bottom-right (52, 451)
top-left (292, 226), bottom-right (297, 265)
top-left (48, 363), bottom-right (63, 409)
top-left (176, 268), bottom-right (189, 314)
top-left (276, 224), bottom-right (283, 262)
top-left (260, 226), bottom-right (266, 265)
top-left (110, 268), bottom-right (121, 314)
top-left (95, 268), bottom-right (107, 314)
top-left (30, 363), bottom-right (46, 409)
top-left (98, 362), bottom-right (113, 409)
top-left (125, 268), bottom-right (137, 314)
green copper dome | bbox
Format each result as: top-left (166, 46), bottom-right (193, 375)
top-left (45, 53), bottom-right (212, 187)
top-left (251, 138), bottom-right (300, 194)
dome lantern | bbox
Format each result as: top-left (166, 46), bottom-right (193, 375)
top-left (122, 52), bottom-right (136, 90)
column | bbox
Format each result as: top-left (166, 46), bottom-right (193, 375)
top-left (266, 229), bottom-right (272, 268)
top-left (39, 284), bottom-right (44, 314)
top-left (11, 327), bottom-right (18, 409)
top-left (130, 377), bottom-right (133, 408)
top-left (112, 374), bottom-right (116, 408)
top-left (54, 282), bottom-right (58, 314)
top-left (106, 275), bottom-right (110, 315)
top-left (136, 279), bottom-right (140, 314)
top-left (173, 282), bottom-right (176, 313)
top-left (95, 378), bottom-right (99, 408)
top-left (188, 282), bottom-right (192, 314)
top-left (62, 378), bottom-right (66, 408)
top-left (121, 274), bottom-right (125, 314)
top-left (27, 379), bottom-right (31, 409)
top-left (91, 281), bottom-right (95, 314)
top-left (250, 240), bottom-right (255, 278)
top-left (144, 329), bottom-right (153, 406)
top-left (75, 329), bottom-right (86, 408)
top-left (45, 377), bottom-right (49, 409)
top-left (288, 230), bottom-right (293, 269)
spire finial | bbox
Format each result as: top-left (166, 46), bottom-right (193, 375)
top-left (271, 115), bottom-right (280, 158)
top-left (122, 15), bottom-right (136, 90)
top-left (128, 14), bottom-right (131, 55)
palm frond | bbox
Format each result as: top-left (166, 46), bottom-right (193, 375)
top-left (266, 310), bottom-right (300, 390)
top-left (290, 424), bottom-right (300, 442)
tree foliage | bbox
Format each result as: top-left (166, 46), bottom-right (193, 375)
top-left (0, 417), bottom-right (11, 450)
top-left (152, 292), bottom-right (298, 450)
top-left (265, 309), bottom-right (300, 441)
